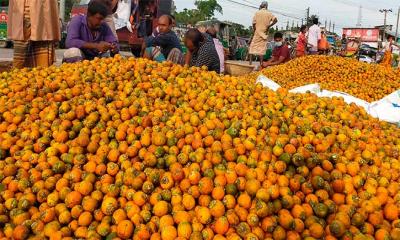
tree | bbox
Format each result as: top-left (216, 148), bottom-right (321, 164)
top-left (174, 0), bottom-right (223, 25)
top-left (194, 0), bottom-right (222, 20)
top-left (307, 14), bottom-right (320, 27)
top-left (63, 0), bottom-right (81, 21)
top-left (228, 22), bottom-right (252, 37)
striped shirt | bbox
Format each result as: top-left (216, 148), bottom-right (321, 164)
top-left (190, 34), bottom-right (220, 73)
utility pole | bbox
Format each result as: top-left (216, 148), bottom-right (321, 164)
top-left (301, 19), bottom-right (304, 26)
top-left (356, 5), bottom-right (362, 27)
top-left (329, 21), bottom-right (331, 32)
top-left (333, 23), bottom-right (335, 33)
top-left (292, 21), bottom-right (294, 30)
top-left (396, 7), bottom-right (400, 43)
top-left (380, 9), bottom-right (393, 41)
top-left (324, 20), bottom-right (327, 29)
top-left (306, 7), bottom-right (310, 25)
top-left (59, 0), bottom-right (65, 22)
top-left (286, 21), bottom-right (289, 30)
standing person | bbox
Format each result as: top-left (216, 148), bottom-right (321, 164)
top-left (381, 36), bottom-right (395, 67)
top-left (184, 28), bottom-right (220, 73)
top-left (307, 18), bottom-right (321, 55)
top-left (206, 27), bottom-right (225, 74)
top-left (138, 0), bottom-right (155, 38)
top-left (263, 32), bottom-right (290, 67)
top-left (296, 25), bottom-right (307, 57)
top-left (248, 1), bottom-right (278, 65)
top-left (63, 1), bottom-right (119, 63)
top-left (8, 0), bottom-right (60, 68)
top-left (341, 33), bottom-right (347, 55)
top-left (318, 31), bottom-right (329, 55)
top-left (92, 0), bottom-right (119, 39)
top-left (143, 15), bottom-right (183, 64)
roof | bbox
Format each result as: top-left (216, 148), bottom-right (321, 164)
top-left (342, 27), bottom-right (378, 29)
top-left (196, 20), bottom-right (225, 27)
top-left (385, 30), bottom-right (400, 38)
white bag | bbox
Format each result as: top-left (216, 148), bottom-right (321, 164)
top-left (369, 90), bottom-right (400, 123)
top-left (289, 83), bottom-right (321, 94)
top-left (114, 0), bottom-right (132, 30)
top-left (256, 75), bottom-right (281, 91)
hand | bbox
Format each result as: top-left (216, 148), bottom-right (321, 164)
top-left (198, 26), bottom-right (206, 33)
top-left (110, 43), bottom-right (118, 53)
top-left (97, 41), bottom-right (111, 53)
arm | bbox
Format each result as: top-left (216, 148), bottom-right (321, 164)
top-left (103, 24), bottom-right (119, 53)
top-left (317, 28), bottom-right (322, 41)
top-left (252, 15), bottom-right (256, 33)
top-left (150, 34), bottom-right (170, 47)
top-left (264, 46), bottom-right (289, 67)
top-left (65, 17), bottom-right (87, 49)
top-left (264, 55), bottom-right (286, 66)
top-left (111, 0), bottom-right (118, 13)
top-left (270, 16), bottom-right (278, 28)
top-left (263, 55), bottom-right (278, 66)
top-left (185, 51), bottom-right (192, 65)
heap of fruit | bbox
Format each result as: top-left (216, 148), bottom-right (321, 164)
top-left (1, 55), bottom-right (400, 240)
top-left (261, 55), bottom-right (400, 102)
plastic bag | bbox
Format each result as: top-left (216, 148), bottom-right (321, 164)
top-left (289, 83), bottom-right (321, 94)
top-left (256, 75), bottom-right (281, 91)
top-left (114, 0), bottom-right (131, 30)
top-left (369, 90), bottom-right (400, 124)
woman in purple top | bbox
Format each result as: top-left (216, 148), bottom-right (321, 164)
top-left (63, 1), bottom-right (119, 63)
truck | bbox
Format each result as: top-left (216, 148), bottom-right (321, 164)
top-left (0, 1), bottom-right (12, 48)
top-left (71, 0), bottom-right (173, 56)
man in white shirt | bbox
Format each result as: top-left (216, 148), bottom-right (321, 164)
top-left (307, 18), bottom-right (321, 54)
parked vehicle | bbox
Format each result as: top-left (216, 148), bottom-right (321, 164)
top-left (358, 44), bottom-right (378, 59)
top-left (0, 2), bottom-right (12, 48)
top-left (71, 0), bottom-right (173, 56)
top-left (358, 55), bottom-right (375, 64)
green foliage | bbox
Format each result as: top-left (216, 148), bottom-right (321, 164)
top-left (65, 0), bottom-right (81, 21)
top-left (229, 22), bottom-right (252, 37)
top-left (174, 0), bottom-right (222, 25)
top-left (194, 0), bottom-right (222, 20)
top-left (307, 14), bottom-right (319, 27)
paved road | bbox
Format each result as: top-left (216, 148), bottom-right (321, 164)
top-left (0, 48), bottom-right (133, 63)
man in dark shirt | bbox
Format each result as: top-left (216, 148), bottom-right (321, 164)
top-left (184, 28), bottom-right (220, 73)
top-left (143, 15), bottom-right (183, 64)
top-left (263, 32), bottom-right (290, 67)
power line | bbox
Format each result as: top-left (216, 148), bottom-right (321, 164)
top-left (328, 0), bottom-right (397, 17)
top-left (246, 0), bottom-right (306, 13)
top-left (221, 0), bottom-right (304, 20)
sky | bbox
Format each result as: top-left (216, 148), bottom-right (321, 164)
top-left (174, 0), bottom-right (400, 34)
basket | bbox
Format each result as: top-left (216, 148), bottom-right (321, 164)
top-left (224, 61), bottom-right (256, 76)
